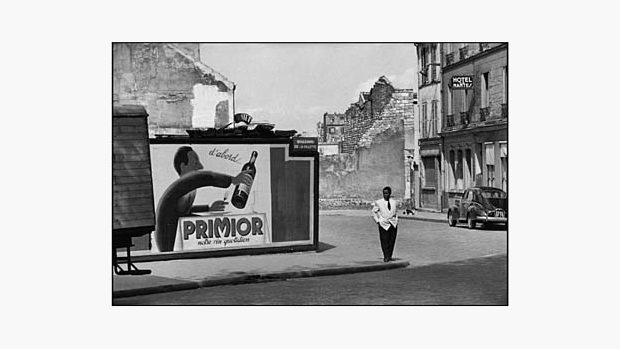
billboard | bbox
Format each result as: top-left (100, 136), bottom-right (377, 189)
top-left (150, 142), bottom-right (316, 255)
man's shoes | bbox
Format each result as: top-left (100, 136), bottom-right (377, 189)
top-left (383, 258), bottom-right (389, 262)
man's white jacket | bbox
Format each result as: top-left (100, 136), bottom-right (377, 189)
top-left (371, 198), bottom-right (398, 230)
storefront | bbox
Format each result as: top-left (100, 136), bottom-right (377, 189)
top-left (441, 123), bottom-right (507, 209)
top-left (419, 139), bottom-right (442, 211)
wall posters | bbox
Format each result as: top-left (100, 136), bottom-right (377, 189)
top-left (150, 144), bottom-right (273, 253)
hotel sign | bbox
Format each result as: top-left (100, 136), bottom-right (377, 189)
top-left (451, 75), bottom-right (473, 89)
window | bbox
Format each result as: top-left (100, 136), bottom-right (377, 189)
top-left (485, 143), bottom-right (496, 187)
top-left (465, 149), bottom-right (472, 188)
top-left (449, 150), bottom-right (456, 189)
top-left (447, 87), bottom-right (453, 116)
top-left (421, 103), bottom-right (428, 137)
top-left (431, 46), bottom-right (437, 81)
top-left (500, 143), bottom-right (507, 191)
top-left (420, 47), bottom-right (427, 84)
top-left (481, 72), bottom-right (490, 108)
top-left (329, 127), bottom-right (335, 134)
top-left (502, 66), bottom-right (507, 104)
top-left (431, 100), bottom-right (438, 136)
top-left (475, 147), bottom-right (483, 186)
top-left (456, 150), bottom-right (464, 190)
top-left (465, 190), bottom-right (474, 201)
top-left (462, 90), bottom-right (469, 113)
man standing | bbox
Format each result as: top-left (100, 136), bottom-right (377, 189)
top-left (371, 186), bottom-right (399, 262)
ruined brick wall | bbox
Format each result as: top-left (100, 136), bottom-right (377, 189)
top-left (341, 101), bottom-right (372, 154)
top-left (113, 43), bottom-right (233, 137)
top-left (320, 88), bottom-right (414, 209)
top-left (341, 77), bottom-right (396, 154)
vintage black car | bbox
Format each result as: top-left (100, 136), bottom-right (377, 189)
top-left (448, 187), bottom-right (507, 229)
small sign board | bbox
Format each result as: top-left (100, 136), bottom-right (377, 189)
top-left (451, 75), bottom-right (473, 89)
top-left (291, 137), bottom-right (318, 154)
top-left (234, 113), bottom-right (253, 124)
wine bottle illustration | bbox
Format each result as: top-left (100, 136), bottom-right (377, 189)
top-left (231, 151), bottom-right (258, 209)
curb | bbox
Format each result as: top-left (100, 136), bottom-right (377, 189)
top-left (113, 280), bottom-right (200, 299)
top-left (113, 261), bottom-right (409, 299)
top-left (398, 215), bottom-right (446, 223)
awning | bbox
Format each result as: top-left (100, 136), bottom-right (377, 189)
top-left (420, 148), bottom-right (440, 157)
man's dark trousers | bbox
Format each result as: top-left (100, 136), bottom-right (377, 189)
top-left (378, 224), bottom-right (398, 261)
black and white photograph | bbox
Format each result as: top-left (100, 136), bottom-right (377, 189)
top-left (5, 2), bottom-right (617, 348)
top-left (112, 42), bottom-right (508, 305)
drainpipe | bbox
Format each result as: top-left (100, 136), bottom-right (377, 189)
top-left (232, 83), bottom-right (236, 118)
top-left (232, 83), bottom-right (236, 130)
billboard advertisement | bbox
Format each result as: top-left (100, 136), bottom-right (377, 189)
top-left (149, 142), bottom-right (316, 256)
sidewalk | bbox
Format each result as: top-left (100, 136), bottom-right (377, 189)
top-left (113, 209), bottom-right (505, 299)
top-left (321, 208), bottom-right (446, 223)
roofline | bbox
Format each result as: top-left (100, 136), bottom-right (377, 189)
top-left (166, 44), bottom-right (235, 90)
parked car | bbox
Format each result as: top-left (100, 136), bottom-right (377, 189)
top-left (447, 187), bottom-right (507, 229)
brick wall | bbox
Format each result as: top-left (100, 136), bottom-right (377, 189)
top-left (341, 77), bottom-right (397, 154)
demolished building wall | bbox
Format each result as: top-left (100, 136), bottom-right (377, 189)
top-left (113, 43), bottom-right (235, 137)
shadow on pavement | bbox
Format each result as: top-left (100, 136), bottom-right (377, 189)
top-left (451, 224), bottom-right (507, 231)
top-left (316, 241), bottom-right (336, 253)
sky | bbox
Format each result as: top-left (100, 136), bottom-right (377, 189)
top-left (201, 44), bottom-right (417, 136)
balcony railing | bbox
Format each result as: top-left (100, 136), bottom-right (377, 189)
top-left (501, 103), bottom-right (508, 118)
top-left (459, 47), bottom-right (468, 60)
top-left (446, 114), bottom-right (455, 127)
top-left (460, 111), bottom-right (470, 125)
top-left (480, 107), bottom-right (490, 121)
top-left (445, 53), bottom-right (454, 66)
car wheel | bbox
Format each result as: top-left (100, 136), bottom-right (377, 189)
top-left (448, 211), bottom-right (457, 226)
top-left (467, 214), bottom-right (476, 229)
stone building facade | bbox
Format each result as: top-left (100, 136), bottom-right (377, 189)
top-left (319, 113), bottom-right (346, 144)
top-left (441, 43), bottom-right (508, 209)
top-left (113, 43), bottom-right (235, 137)
top-left (317, 112), bottom-right (346, 155)
top-left (415, 43), bottom-right (443, 211)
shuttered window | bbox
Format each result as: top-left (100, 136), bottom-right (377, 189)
top-left (447, 87), bottom-right (453, 116)
top-left (485, 143), bottom-right (495, 165)
top-left (481, 72), bottom-right (490, 108)
top-left (431, 100), bottom-right (438, 136)
top-left (502, 66), bottom-right (508, 104)
top-left (421, 103), bottom-right (428, 138)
